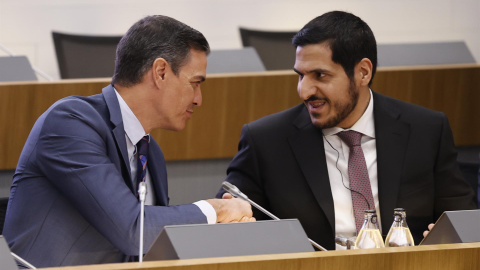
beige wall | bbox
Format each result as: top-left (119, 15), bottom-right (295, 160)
top-left (0, 0), bottom-right (478, 80)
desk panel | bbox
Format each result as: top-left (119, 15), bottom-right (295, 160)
top-left (40, 243), bottom-right (480, 270)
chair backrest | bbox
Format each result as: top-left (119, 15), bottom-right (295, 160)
top-left (52, 31), bottom-right (122, 79)
top-left (239, 28), bottom-right (297, 70)
top-left (0, 197), bottom-right (8, 235)
top-left (0, 56), bottom-right (37, 82)
top-left (377, 41), bottom-right (476, 67)
top-left (207, 47), bottom-right (265, 74)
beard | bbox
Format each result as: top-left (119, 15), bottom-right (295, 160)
top-left (308, 80), bottom-right (359, 129)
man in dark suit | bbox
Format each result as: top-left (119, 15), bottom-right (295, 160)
top-left (218, 11), bottom-right (476, 250)
top-left (3, 15), bottom-right (254, 268)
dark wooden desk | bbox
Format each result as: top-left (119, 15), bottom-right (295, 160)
top-left (1, 64), bottom-right (479, 170)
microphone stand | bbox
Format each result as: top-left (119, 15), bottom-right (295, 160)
top-left (222, 181), bottom-right (328, 251)
top-left (138, 182), bottom-right (147, 262)
top-left (11, 252), bottom-right (36, 269)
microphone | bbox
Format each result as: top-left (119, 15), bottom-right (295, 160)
top-left (138, 182), bottom-right (147, 262)
top-left (221, 181), bottom-right (327, 251)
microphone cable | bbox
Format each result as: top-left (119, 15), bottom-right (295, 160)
top-left (322, 132), bottom-right (371, 210)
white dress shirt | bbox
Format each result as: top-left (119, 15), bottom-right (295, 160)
top-left (321, 90), bottom-right (381, 249)
top-left (114, 89), bottom-right (216, 224)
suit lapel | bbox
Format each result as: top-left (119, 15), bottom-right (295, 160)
top-left (288, 107), bottom-right (335, 233)
top-left (102, 85), bottom-right (135, 192)
top-left (102, 85), bottom-right (169, 204)
top-left (147, 139), bottom-right (169, 206)
top-left (373, 92), bottom-right (410, 233)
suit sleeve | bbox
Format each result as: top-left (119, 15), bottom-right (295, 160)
top-left (433, 114), bottom-right (477, 215)
top-left (36, 99), bottom-right (206, 256)
top-left (217, 124), bottom-right (270, 220)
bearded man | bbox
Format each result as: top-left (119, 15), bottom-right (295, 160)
top-left (217, 11), bottom-right (476, 250)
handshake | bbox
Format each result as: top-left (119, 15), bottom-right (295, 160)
top-left (206, 192), bottom-right (256, 223)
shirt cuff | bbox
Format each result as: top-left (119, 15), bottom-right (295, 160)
top-left (193, 200), bottom-right (217, 224)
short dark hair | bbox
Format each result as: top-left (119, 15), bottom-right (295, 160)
top-left (112, 15), bottom-right (210, 87)
top-left (293, 11), bottom-right (377, 86)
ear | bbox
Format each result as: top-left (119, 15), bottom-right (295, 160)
top-left (152, 58), bottom-right (168, 89)
top-left (355, 58), bottom-right (373, 87)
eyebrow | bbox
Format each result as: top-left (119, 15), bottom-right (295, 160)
top-left (293, 68), bottom-right (329, 76)
top-left (193, 75), bottom-right (206, 82)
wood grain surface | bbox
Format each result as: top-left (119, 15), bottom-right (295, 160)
top-left (1, 65), bottom-right (479, 170)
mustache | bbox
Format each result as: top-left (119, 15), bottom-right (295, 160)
top-left (305, 96), bottom-right (329, 103)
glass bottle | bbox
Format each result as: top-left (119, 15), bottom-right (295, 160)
top-left (355, 210), bottom-right (385, 249)
top-left (385, 208), bottom-right (415, 247)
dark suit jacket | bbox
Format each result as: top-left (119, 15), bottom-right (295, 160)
top-left (3, 85), bottom-right (207, 268)
top-left (218, 91), bottom-right (476, 250)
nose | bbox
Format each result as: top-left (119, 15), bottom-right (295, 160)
top-left (297, 76), bottom-right (316, 101)
top-left (193, 87), bottom-right (202, 107)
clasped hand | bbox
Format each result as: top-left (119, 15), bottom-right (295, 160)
top-left (206, 193), bottom-right (256, 223)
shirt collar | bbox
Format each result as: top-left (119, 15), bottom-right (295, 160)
top-left (322, 89), bottom-right (375, 138)
top-left (114, 87), bottom-right (148, 145)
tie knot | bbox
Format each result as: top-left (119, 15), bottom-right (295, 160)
top-left (337, 130), bottom-right (362, 147)
top-left (136, 135), bottom-right (150, 157)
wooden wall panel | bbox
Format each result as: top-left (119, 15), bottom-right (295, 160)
top-left (0, 79), bottom-right (107, 169)
top-left (371, 66), bottom-right (480, 146)
top-left (150, 71), bottom-right (300, 160)
top-left (1, 65), bottom-right (478, 170)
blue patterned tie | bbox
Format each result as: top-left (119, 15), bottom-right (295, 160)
top-left (136, 135), bottom-right (149, 196)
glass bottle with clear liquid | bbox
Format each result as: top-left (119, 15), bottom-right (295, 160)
top-left (355, 210), bottom-right (385, 249)
top-left (385, 208), bottom-right (415, 247)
